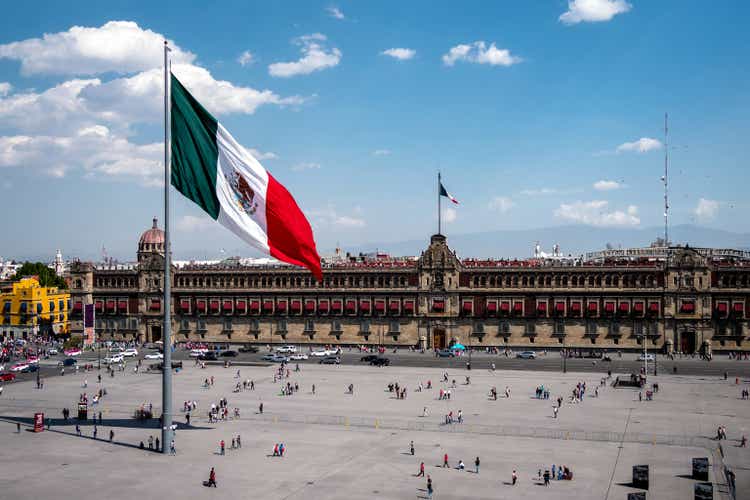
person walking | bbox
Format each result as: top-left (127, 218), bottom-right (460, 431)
top-left (93, 425), bottom-right (98, 439)
top-left (155, 437), bottom-right (160, 452)
top-left (259, 402), bottom-right (263, 414)
top-left (109, 429), bottom-right (114, 442)
top-left (417, 462), bottom-right (425, 477)
top-left (148, 435), bottom-right (154, 450)
top-left (170, 439), bottom-right (176, 455)
top-left (76, 424), bottom-right (81, 436)
top-left (543, 469), bottom-right (550, 486)
top-left (279, 442), bottom-right (285, 457)
top-left (220, 440), bottom-right (225, 455)
top-left (427, 476), bottom-right (433, 499)
top-left (443, 453), bottom-right (449, 468)
top-left (207, 467), bottom-right (217, 487)
top-left (237, 435), bottom-right (241, 448)
top-left (553, 406), bottom-right (559, 419)
top-left (475, 456), bottom-right (480, 474)
top-left (410, 440), bottom-right (415, 455)
top-left (512, 470), bottom-right (518, 485)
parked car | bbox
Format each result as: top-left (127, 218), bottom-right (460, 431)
top-left (122, 348), bottom-right (139, 357)
top-left (220, 350), bottom-right (238, 357)
top-left (436, 350), bottom-right (455, 358)
top-left (48, 348), bottom-right (59, 355)
top-left (516, 351), bottom-right (537, 359)
top-left (104, 354), bottom-right (124, 364)
top-left (360, 355), bottom-right (379, 363)
top-left (319, 356), bottom-right (340, 365)
top-left (638, 353), bottom-right (655, 362)
top-left (189, 349), bottom-right (207, 357)
top-left (310, 350), bottom-right (329, 357)
top-left (144, 352), bottom-right (164, 360)
top-left (370, 357), bottom-right (390, 366)
top-left (238, 345), bottom-right (259, 353)
top-left (64, 348), bottom-right (82, 356)
top-left (275, 345), bottom-right (297, 354)
top-left (0, 372), bottom-right (16, 382)
top-left (61, 358), bottom-right (78, 367)
top-left (198, 352), bottom-right (219, 361)
top-left (289, 353), bottom-right (309, 360)
top-left (21, 364), bottom-right (38, 373)
top-left (10, 363), bottom-right (29, 372)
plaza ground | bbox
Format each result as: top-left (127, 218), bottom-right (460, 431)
top-left (0, 359), bottom-right (747, 499)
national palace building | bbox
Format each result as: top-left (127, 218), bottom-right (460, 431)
top-left (68, 218), bottom-right (750, 353)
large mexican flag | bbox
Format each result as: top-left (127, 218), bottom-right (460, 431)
top-left (170, 74), bottom-right (322, 280)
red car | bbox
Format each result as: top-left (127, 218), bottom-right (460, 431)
top-left (0, 372), bottom-right (16, 382)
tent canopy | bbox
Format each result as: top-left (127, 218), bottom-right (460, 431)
top-left (450, 343), bottom-right (466, 350)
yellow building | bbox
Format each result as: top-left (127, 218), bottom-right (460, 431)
top-left (1, 277), bottom-right (70, 339)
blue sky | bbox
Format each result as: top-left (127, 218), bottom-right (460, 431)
top-left (0, 1), bottom-right (747, 261)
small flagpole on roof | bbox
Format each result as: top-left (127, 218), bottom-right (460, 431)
top-left (161, 40), bottom-right (174, 455)
top-left (437, 171), bottom-right (442, 235)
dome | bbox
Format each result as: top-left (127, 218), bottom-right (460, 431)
top-left (139, 217), bottom-right (165, 246)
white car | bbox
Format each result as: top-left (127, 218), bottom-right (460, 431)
top-left (638, 353), bottom-right (655, 362)
top-left (310, 350), bottom-right (329, 357)
top-left (326, 348), bottom-right (341, 356)
top-left (104, 355), bottom-right (124, 364)
top-left (289, 353), bottom-right (308, 360)
top-left (48, 348), bottom-right (59, 355)
top-left (121, 348), bottom-right (139, 357)
top-left (10, 363), bottom-right (29, 372)
top-left (189, 349), bottom-right (207, 357)
top-left (275, 345), bottom-right (297, 354)
top-left (144, 352), bottom-right (164, 360)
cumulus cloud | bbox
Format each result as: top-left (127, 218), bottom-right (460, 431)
top-left (442, 41), bottom-right (521, 67)
top-left (237, 50), bottom-right (254, 67)
top-left (559, 0), bottom-right (632, 25)
top-left (488, 196), bottom-right (515, 213)
top-left (593, 180), bottom-right (624, 191)
top-left (291, 162), bottom-right (321, 172)
top-left (372, 149), bottom-right (391, 156)
top-left (268, 34), bottom-right (341, 78)
top-left (326, 6), bottom-right (345, 20)
top-left (0, 126), bottom-right (162, 185)
top-left (442, 207), bottom-right (457, 223)
top-left (616, 137), bottom-right (663, 153)
top-left (694, 198), bottom-right (719, 221)
top-left (247, 148), bottom-right (278, 161)
top-left (381, 48), bottom-right (416, 61)
top-left (0, 20), bottom-right (195, 76)
top-left (0, 82), bottom-right (11, 97)
top-left (176, 215), bottom-right (216, 232)
top-left (554, 200), bottom-right (640, 227)
top-left (311, 205), bottom-right (366, 228)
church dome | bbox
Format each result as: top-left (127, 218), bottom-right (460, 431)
top-left (138, 217), bottom-right (165, 257)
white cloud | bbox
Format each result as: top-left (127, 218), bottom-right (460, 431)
top-left (616, 137), bottom-right (663, 153)
top-left (326, 6), bottom-right (345, 20)
top-left (0, 20), bottom-right (195, 76)
top-left (381, 48), bottom-right (416, 61)
top-left (442, 41), bottom-right (521, 67)
top-left (291, 162), bottom-right (321, 172)
top-left (0, 126), bottom-right (162, 185)
top-left (311, 205), bottom-right (366, 228)
top-left (372, 149), bottom-right (391, 156)
top-left (442, 207), bottom-right (457, 223)
top-left (268, 34), bottom-right (341, 78)
top-left (248, 148), bottom-right (278, 161)
top-left (488, 196), bottom-right (515, 213)
top-left (0, 82), bottom-right (11, 97)
top-left (694, 198), bottom-right (719, 221)
top-left (176, 215), bottom-right (216, 232)
top-left (559, 0), bottom-right (632, 25)
top-left (593, 180), bottom-right (624, 191)
top-left (519, 187), bottom-right (558, 196)
top-left (554, 200), bottom-right (640, 227)
top-left (237, 50), bottom-right (254, 67)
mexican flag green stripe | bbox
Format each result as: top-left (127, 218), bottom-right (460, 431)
top-left (170, 74), bottom-right (220, 220)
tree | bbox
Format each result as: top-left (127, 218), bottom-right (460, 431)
top-left (12, 262), bottom-right (67, 289)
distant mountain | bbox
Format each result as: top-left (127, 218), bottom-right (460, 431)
top-left (343, 224), bottom-right (750, 260)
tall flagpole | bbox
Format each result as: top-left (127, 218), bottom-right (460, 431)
top-left (437, 171), bottom-right (441, 235)
top-left (162, 40), bottom-right (173, 454)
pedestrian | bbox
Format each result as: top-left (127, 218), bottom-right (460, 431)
top-left (279, 442), bottom-right (285, 457)
top-left (155, 437), bottom-right (160, 451)
top-left (512, 470), bottom-right (518, 485)
top-left (427, 476), bottom-right (433, 499)
top-left (410, 440), bottom-right (415, 455)
top-left (109, 429), bottom-right (114, 442)
top-left (417, 462), bottom-right (425, 477)
top-left (553, 406), bottom-right (559, 418)
top-left (16, 422), bottom-right (21, 433)
top-left (237, 435), bottom-right (241, 448)
top-left (312, 384), bottom-right (315, 395)
top-left (273, 443), bottom-right (279, 456)
top-left (259, 402), bottom-right (263, 414)
top-left (207, 467), bottom-right (217, 487)
top-left (93, 425), bottom-right (98, 439)
top-left (544, 469), bottom-right (550, 486)
top-left (220, 440), bottom-right (225, 455)
top-left (170, 439), bottom-right (176, 455)
top-left (76, 424), bottom-right (81, 436)
top-left (443, 453), bottom-right (449, 467)
top-left (148, 435), bottom-right (153, 450)
top-left (186, 413), bottom-right (191, 426)
top-left (475, 456), bottom-right (480, 474)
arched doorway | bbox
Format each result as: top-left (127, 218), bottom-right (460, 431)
top-left (151, 324), bottom-right (162, 343)
top-left (679, 326), bottom-right (696, 354)
top-left (433, 328), bottom-right (446, 350)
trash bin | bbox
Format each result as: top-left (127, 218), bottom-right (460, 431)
top-left (77, 402), bottom-right (88, 420)
top-left (632, 465), bottom-right (649, 490)
top-left (694, 482), bottom-right (712, 500)
top-left (692, 457), bottom-right (709, 481)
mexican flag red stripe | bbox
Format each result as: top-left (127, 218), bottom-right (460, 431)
top-left (170, 74), bottom-right (322, 280)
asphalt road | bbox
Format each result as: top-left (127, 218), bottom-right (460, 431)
top-left (6, 347), bottom-right (750, 384)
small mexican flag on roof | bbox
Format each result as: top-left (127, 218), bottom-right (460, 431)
top-left (439, 181), bottom-right (459, 205)
top-left (170, 74), bottom-right (322, 280)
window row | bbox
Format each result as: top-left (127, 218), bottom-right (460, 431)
top-left (178, 318), bottom-right (402, 336)
top-left (174, 273), bottom-right (417, 289)
top-left (465, 273), bottom-right (662, 289)
top-left (176, 297), bottom-right (417, 316)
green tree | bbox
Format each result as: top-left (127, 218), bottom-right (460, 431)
top-left (13, 262), bottom-right (67, 289)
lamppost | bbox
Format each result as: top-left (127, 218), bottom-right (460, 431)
top-left (562, 342), bottom-right (567, 374)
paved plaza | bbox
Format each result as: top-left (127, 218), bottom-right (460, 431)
top-left (0, 360), bottom-right (747, 499)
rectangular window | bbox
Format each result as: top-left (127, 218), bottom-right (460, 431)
top-left (473, 322), bottom-right (485, 334)
top-left (647, 321), bottom-right (658, 336)
top-left (360, 320), bottom-right (370, 333)
top-left (305, 319), bottom-right (315, 332)
top-left (525, 321), bottom-right (536, 335)
top-left (197, 319), bottom-right (207, 332)
top-left (633, 320), bottom-right (644, 336)
top-left (180, 319), bottom-right (190, 331)
top-left (499, 320), bottom-right (510, 335)
top-left (331, 320), bottom-right (342, 332)
top-left (733, 323), bottom-right (743, 337)
top-left (608, 322), bottom-right (620, 336)
top-left (223, 318), bottom-right (232, 332)
top-left (249, 319), bottom-right (260, 332)
top-left (277, 319), bottom-right (288, 332)
top-left (554, 320), bottom-right (565, 335)
top-left (389, 321), bottom-right (400, 334)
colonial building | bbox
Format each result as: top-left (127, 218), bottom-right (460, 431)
top-left (68, 219), bottom-right (750, 353)
top-left (1, 276), bottom-right (70, 339)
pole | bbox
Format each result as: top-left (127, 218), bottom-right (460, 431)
top-left (663, 112), bottom-right (669, 246)
top-left (437, 172), bottom-right (441, 235)
top-left (161, 40), bottom-right (173, 454)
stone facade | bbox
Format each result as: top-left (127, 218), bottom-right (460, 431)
top-left (67, 222), bottom-right (750, 352)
